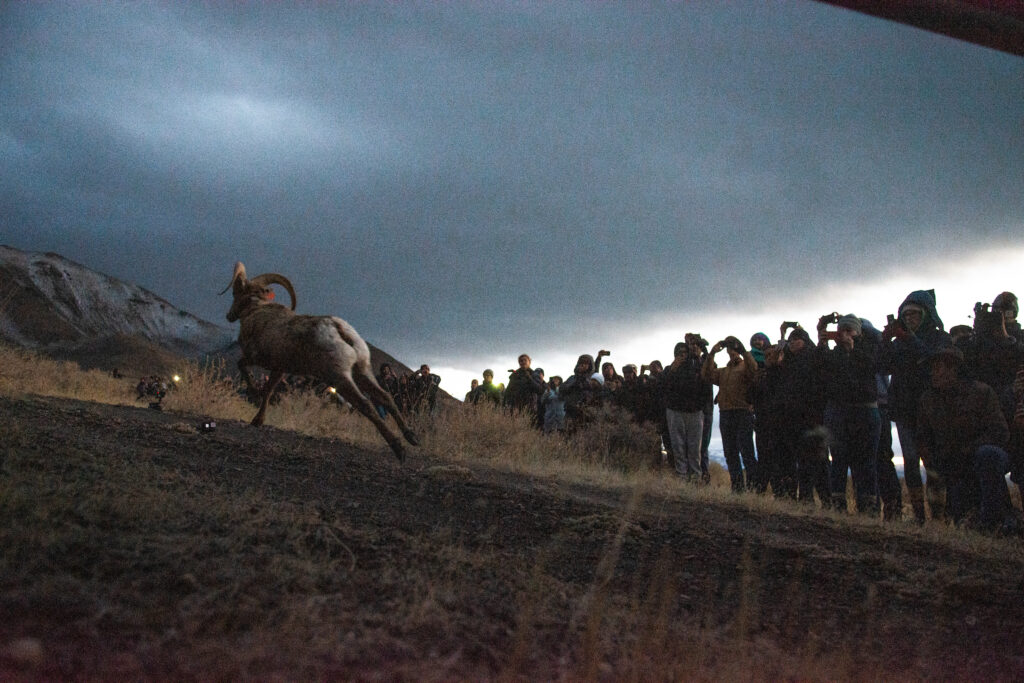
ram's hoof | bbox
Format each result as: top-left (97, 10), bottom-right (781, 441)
top-left (402, 429), bottom-right (420, 447)
top-left (390, 442), bottom-right (406, 462)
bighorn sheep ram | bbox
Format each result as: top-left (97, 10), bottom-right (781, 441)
top-left (221, 261), bottom-right (418, 461)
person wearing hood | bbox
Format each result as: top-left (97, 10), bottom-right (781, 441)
top-left (703, 335), bottom-right (759, 492)
top-left (749, 332), bottom-right (771, 368)
top-left (819, 313), bottom-right (882, 514)
top-left (661, 341), bottom-right (709, 481)
top-left (559, 351), bottom-right (607, 430)
top-left (880, 289), bottom-right (952, 522)
top-left (762, 325), bottom-right (829, 504)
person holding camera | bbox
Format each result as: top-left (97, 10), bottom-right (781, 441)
top-left (504, 354), bottom-right (547, 416)
top-left (702, 335), bottom-right (759, 492)
top-left (819, 313), bottom-right (882, 514)
top-left (661, 342), bottom-right (709, 481)
top-left (962, 297), bottom-right (1024, 418)
top-left (760, 325), bottom-right (830, 504)
top-left (880, 290), bottom-right (952, 522)
top-left (559, 351), bottom-right (608, 431)
top-left (685, 334), bottom-right (715, 480)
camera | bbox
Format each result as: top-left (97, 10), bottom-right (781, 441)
top-left (974, 301), bottom-right (1003, 335)
top-left (782, 321), bottom-right (799, 330)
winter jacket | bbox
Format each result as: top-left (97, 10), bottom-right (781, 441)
top-left (702, 351), bottom-right (757, 411)
top-left (879, 290), bottom-right (952, 421)
top-left (660, 357), bottom-right (709, 413)
top-left (917, 379), bottom-right (1009, 482)
top-left (504, 367), bottom-right (546, 411)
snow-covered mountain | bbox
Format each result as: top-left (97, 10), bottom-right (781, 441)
top-left (0, 245), bottom-right (418, 383)
top-left (0, 244), bottom-right (234, 358)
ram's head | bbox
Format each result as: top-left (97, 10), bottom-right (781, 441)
top-left (220, 261), bottom-right (297, 322)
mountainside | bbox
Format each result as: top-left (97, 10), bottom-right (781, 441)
top-left (0, 245), bottom-right (233, 358)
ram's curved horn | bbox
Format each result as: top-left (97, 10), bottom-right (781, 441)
top-left (219, 261), bottom-right (247, 295)
top-left (249, 273), bottom-right (297, 311)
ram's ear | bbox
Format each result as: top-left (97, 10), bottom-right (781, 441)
top-left (249, 273), bottom-right (296, 311)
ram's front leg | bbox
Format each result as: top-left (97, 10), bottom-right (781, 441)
top-left (251, 370), bottom-right (285, 426)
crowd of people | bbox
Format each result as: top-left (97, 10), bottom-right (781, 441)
top-left (135, 374), bottom-right (171, 403)
top-left (451, 290), bottom-right (1024, 536)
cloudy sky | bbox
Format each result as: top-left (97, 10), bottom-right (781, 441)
top-left (3, 1), bottom-right (1022, 393)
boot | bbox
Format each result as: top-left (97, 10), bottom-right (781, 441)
top-left (907, 486), bottom-right (926, 524)
top-left (927, 489), bottom-right (946, 524)
top-left (856, 494), bottom-right (880, 518)
top-left (882, 495), bottom-right (902, 522)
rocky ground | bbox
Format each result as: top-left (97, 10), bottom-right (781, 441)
top-left (2, 394), bottom-right (1024, 680)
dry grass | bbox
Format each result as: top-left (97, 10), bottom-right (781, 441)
top-left (2, 341), bottom-right (1019, 544)
top-left (4, 342), bottom-right (1024, 680)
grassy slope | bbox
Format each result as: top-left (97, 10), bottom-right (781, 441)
top-left (2, 345), bottom-right (1024, 680)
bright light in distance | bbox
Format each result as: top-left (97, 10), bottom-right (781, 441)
top-left (172, 375), bottom-right (181, 383)
top-left (328, 387), bottom-right (337, 394)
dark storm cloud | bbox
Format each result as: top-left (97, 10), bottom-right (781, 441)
top-left (2, 2), bottom-right (1022, 363)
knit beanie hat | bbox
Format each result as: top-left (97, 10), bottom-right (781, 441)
top-left (837, 314), bottom-right (862, 334)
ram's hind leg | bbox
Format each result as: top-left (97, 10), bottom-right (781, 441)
top-left (353, 371), bottom-right (419, 446)
top-left (333, 375), bottom-right (407, 462)
top-left (252, 370), bottom-right (284, 426)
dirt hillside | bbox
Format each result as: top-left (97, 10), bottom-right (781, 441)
top-left (2, 394), bottom-right (1024, 680)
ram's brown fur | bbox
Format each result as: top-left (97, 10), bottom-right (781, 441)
top-left (222, 261), bottom-right (418, 461)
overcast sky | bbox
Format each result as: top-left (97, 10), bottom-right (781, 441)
top-left (3, 1), bottom-right (1022, 393)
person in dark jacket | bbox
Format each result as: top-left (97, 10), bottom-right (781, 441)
top-left (763, 326), bottom-right (830, 504)
top-left (686, 333), bottom-right (715, 481)
top-left (504, 354), bottom-right (547, 416)
top-left (639, 360), bottom-right (671, 466)
top-left (917, 348), bottom-right (1018, 533)
top-left (661, 341), bottom-right (710, 481)
top-left (820, 313), bottom-right (881, 514)
top-left (880, 290), bottom-right (952, 522)
top-left (964, 293), bottom-right (1024, 496)
top-left (615, 364), bottom-right (644, 420)
top-left (559, 353), bottom-right (604, 431)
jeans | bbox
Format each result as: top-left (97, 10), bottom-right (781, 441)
top-left (894, 419), bottom-right (925, 490)
top-left (877, 408), bottom-right (902, 511)
top-left (826, 403), bottom-right (881, 512)
top-left (666, 408), bottom-right (703, 478)
top-left (720, 409), bottom-right (757, 492)
top-left (701, 403), bottom-right (714, 476)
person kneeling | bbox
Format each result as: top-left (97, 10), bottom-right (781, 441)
top-left (917, 348), bottom-right (1019, 534)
